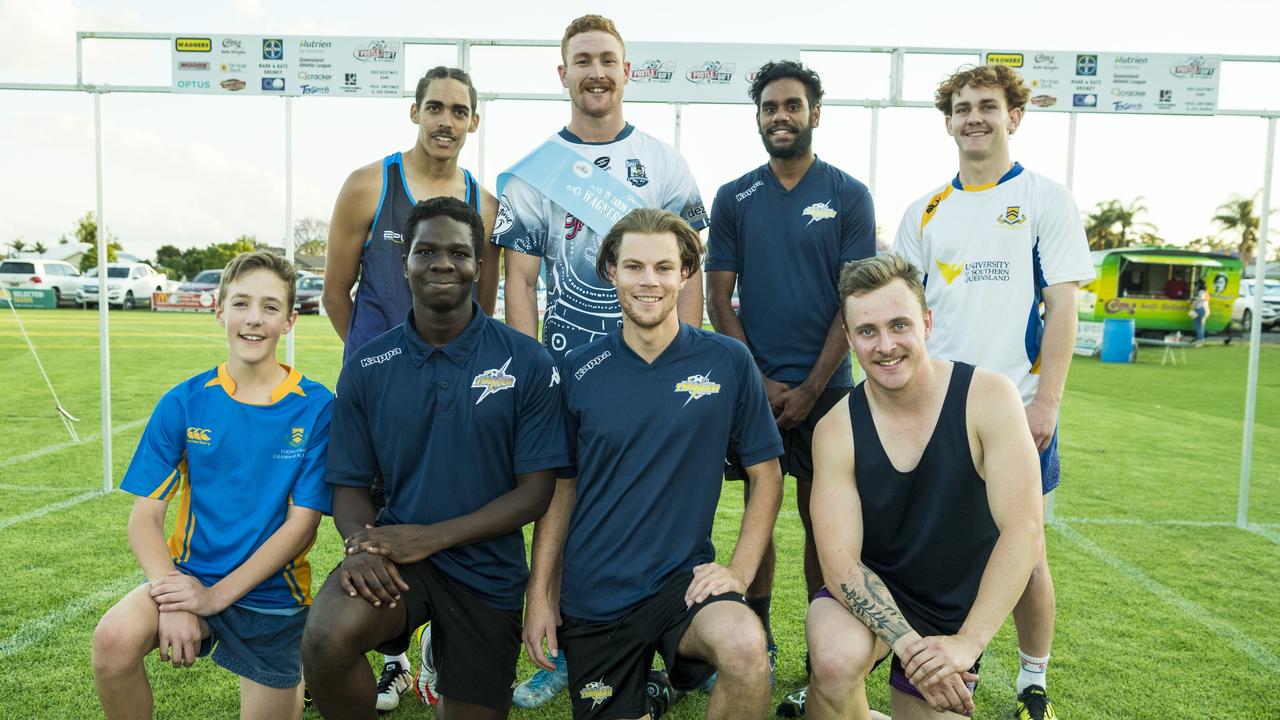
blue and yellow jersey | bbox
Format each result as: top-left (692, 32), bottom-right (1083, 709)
top-left (120, 364), bottom-right (333, 610)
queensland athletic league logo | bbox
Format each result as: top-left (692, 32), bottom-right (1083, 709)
top-left (674, 372), bottom-right (721, 407)
top-left (802, 200), bottom-right (837, 226)
top-left (579, 679), bottom-right (613, 708)
top-left (472, 358), bottom-right (516, 405)
top-left (997, 206), bottom-right (1027, 226)
top-left (626, 158), bottom-right (649, 187)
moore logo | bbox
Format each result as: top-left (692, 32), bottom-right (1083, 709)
top-left (574, 350), bottom-right (612, 380)
top-left (177, 80), bottom-right (211, 90)
top-left (359, 347), bottom-right (402, 368)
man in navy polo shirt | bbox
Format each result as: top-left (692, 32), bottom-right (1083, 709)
top-left (705, 60), bottom-right (875, 716)
top-left (522, 207), bottom-right (783, 720)
top-left (301, 196), bottom-right (569, 720)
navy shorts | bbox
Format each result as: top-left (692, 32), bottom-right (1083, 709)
top-left (726, 386), bottom-right (849, 483)
top-left (1040, 428), bottom-right (1060, 494)
top-left (197, 604), bottom-right (308, 689)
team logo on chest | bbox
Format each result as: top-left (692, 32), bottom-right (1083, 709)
top-left (935, 260), bottom-right (965, 285)
top-left (802, 200), bottom-right (837, 226)
top-left (626, 158), bottom-right (649, 187)
top-left (472, 357), bottom-right (516, 404)
top-left (289, 427), bottom-right (305, 447)
top-left (997, 206), bottom-right (1027, 226)
top-left (674, 371), bottom-right (721, 406)
top-left (579, 679), bottom-right (613, 708)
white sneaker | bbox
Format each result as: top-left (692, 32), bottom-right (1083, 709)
top-left (374, 661), bottom-right (411, 712)
top-left (413, 625), bottom-right (440, 705)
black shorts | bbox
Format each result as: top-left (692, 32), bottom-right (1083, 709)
top-left (726, 385), bottom-right (849, 482)
top-left (560, 571), bottom-right (746, 720)
top-left (373, 557), bottom-right (521, 710)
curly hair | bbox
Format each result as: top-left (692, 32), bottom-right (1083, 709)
top-left (748, 60), bottom-right (824, 108)
top-left (404, 196), bottom-right (486, 260)
top-left (934, 64), bottom-right (1030, 115)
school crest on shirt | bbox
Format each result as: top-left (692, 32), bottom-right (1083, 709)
top-left (289, 427), bottom-right (305, 447)
top-left (997, 205), bottom-right (1027, 226)
top-left (472, 357), bottom-right (516, 404)
top-left (273, 427), bottom-right (307, 460)
top-left (579, 679), bottom-right (613, 708)
top-left (626, 158), bottom-right (649, 187)
top-left (802, 200), bottom-right (837, 226)
top-left (674, 372), bottom-right (722, 407)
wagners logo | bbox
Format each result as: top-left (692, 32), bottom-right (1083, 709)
top-left (175, 38), bottom-right (211, 52)
top-left (986, 53), bottom-right (1023, 68)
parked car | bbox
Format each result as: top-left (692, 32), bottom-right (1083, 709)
top-left (178, 269), bottom-right (223, 292)
top-left (76, 263), bottom-right (167, 310)
top-left (1232, 278), bottom-right (1280, 332)
top-left (0, 258), bottom-right (83, 306)
top-left (295, 274), bottom-right (323, 314)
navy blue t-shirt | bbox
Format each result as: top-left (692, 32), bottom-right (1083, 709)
top-left (327, 302), bottom-right (570, 610)
top-left (559, 325), bottom-right (783, 621)
top-left (705, 158), bottom-right (875, 388)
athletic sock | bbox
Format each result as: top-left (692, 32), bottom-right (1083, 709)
top-left (746, 595), bottom-right (774, 647)
top-left (1016, 651), bottom-right (1050, 693)
top-left (386, 653), bottom-right (410, 672)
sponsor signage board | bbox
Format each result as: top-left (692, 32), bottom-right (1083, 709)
top-left (152, 290), bottom-right (217, 313)
top-left (0, 287), bottom-right (57, 309)
top-left (625, 42), bottom-right (801, 104)
top-left (982, 50), bottom-right (1221, 115)
top-left (172, 35), bottom-right (404, 98)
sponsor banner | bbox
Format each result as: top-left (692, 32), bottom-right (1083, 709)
top-left (171, 34), bottom-right (404, 98)
top-left (625, 42), bottom-right (800, 104)
top-left (0, 287), bottom-right (57, 309)
top-left (151, 290), bottom-right (217, 313)
top-left (982, 50), bottom-right (1220, 115)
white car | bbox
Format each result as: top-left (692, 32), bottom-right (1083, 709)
top-left (1232, 279), bottom-right (1280, 332)
top-left (0, 258), bottom-right (83, 306)
top-left (76, 262), bottom-right (167, 310)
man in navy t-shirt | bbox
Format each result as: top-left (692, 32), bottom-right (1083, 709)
top-left (522, 207), bottom-right (784, 720)
top-left (301, 196), bottom-right (570, 719)
top-left (705, 60), bottom-right (875, 714)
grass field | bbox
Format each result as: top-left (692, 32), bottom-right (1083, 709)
top-left (1, 308), bottom-right (1278, 719)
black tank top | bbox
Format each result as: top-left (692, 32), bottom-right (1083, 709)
top-left (850, 362), bottom-right (998, 637)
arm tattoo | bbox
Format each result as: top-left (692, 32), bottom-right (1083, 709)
top-left (839, 564), bottom-right (913, 647)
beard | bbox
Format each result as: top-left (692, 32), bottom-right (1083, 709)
top-left (761, 122), bottom-right (814, 160)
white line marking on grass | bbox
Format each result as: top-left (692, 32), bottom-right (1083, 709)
top-left (0, 576), bottom-right (136, 660)
top-left (1243, 525), bottom-right (1280, 545)
top-left (0, 490), bottom-right (105, 531)
top-left (1052, 521), bottom-right (1280, 673)
top-left (1058, 516), bottom-right (1237, 528)
top-left (0, 484), bottom-right (86, 493)
top-left (0, 417), bottom-right (146, 469)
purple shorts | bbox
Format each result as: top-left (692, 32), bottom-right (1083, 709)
top-left (811, 587), bottom-right (980, 716)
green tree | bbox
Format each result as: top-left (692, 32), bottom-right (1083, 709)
top-left (73, 212), bottom-right (123, 272)
top-left (294, 217), bottom-right (329, 256)
top-left (81, 239), bottom-right (124, 273)
top-left (33, 241), bottom-right (48, 255)
top-left (1083, 197), bottom-right (1156, 250)
top-left (1186, 234), bottom-right (1233, 254)
top-left (1212, 193), bottom-right (1275, 266)
top-left (7, 237), bottom-right (28, 257)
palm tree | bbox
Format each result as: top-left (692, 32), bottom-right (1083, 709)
top-left (1083, 197), bottom-right (1156, 250)
top-left (7, 238), bottom-right (29, 257)
top-left (33, 241), bottom-right (48, 255)
top-left (1212, 193), bottom-right (1275, 266)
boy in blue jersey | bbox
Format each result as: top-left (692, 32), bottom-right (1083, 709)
top-left (301, 196), bottom-right (569, 720)
top-left (523, 208), bottom-right (783, 720)
top-left (705, 61), bottom-right (875, 714)
top-left (91, 251), bottom-right (333, 720)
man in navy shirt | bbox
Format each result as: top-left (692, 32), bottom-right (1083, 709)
top-left (301, 196), bottom-right (570, 720)
top-left (523, 207), bottom-right (784, 720)
top-left (705, 60), bottom-right (876, 715)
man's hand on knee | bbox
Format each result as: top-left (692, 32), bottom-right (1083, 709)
top-left (338, 552), bottom-right (409, 608)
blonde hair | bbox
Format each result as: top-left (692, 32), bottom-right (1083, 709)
top-left (934, 64), bottom-right (1031, 114)
top-left (560, 14), bottom-right (625, 62)
top-left (837, 254), bottom-right (926, 320)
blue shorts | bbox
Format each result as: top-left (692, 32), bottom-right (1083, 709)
top-left (1040, 428), bottom-right (1060, 495)
top-left (198, 604), bottom-right (308, 689)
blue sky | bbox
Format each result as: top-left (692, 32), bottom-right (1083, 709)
top-left (2, 0), bottom-right (1278, 261)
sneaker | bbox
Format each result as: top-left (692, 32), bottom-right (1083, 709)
top-left (1015, 684), bottom-right (1058, 720)
top-left (767, 642), bottom-right (778, 686)
top-left (413, 625), bottom-right (440, 706)
top-left (776, 685), bottom-right (808, 717)
top-left (512, 651), bottom-right (569, 708)
top-left (302, 685), bottom-right (313, 707)
top-left (645, 669), bottom-right (686, 719)
top-left (374, 661), bottom-right (411, 713)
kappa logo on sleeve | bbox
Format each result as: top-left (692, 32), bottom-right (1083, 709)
top-left (472, 358), bottom-right (517, 404)
top-left (360, 347), bottom-right (402, 368)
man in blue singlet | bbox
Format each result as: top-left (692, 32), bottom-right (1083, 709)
top-left (805, 254), bottom-right (1044, 720)
top-left (705, 61), bottom-right (875, 714)
top-left (320, 65), bottom-right (499, 712)
top-left (325, 66), bottom-right (500, 366)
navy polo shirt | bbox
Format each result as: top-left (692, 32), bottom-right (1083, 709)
top-left (706, 158), bottom-right (875, 388)
top-left (559, 325), bottom-right (783, 621)
top-left (327, 302), bottom-right (570, 610)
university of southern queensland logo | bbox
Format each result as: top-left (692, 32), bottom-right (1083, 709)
top-left (186, 427), bottom-right (212, 445)
top-left (626, 158), bottom-right (649, 187)
top-left (935, 260), bottom-right (965, 285)
top-left (997, 206), bottom-right (1027, 226)
top-left (579, 679), bottom-right (613, 708)
top-left (472, 358), bottom-right (517, 405)
top-left (802, 200), bottom-right (837, 226)
top-left (674, 372), bottom-right (722, 407)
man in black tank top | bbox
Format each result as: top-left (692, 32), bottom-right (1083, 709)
top-left (804, 255), bottom-right (1044, 719)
